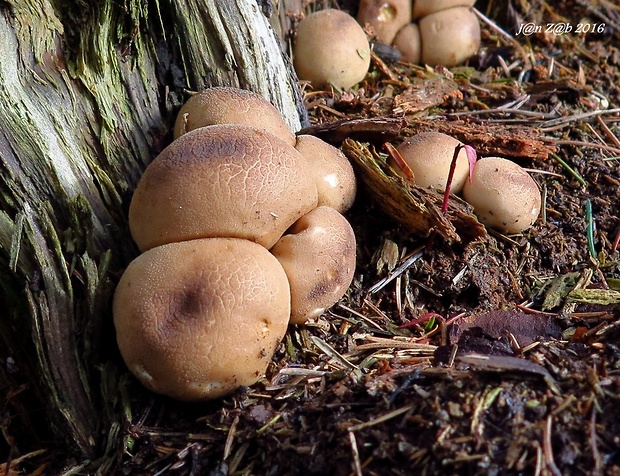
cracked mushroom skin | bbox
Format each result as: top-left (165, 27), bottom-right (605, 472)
top-left (294, 135), bottom-right (357, 213)
top-left (271, 206), bottom-right (357, 325)
top-left (357, 0), bottom-right (412, 45)
top-left (113, 238), bottom-right (291, 401)
top-left (293, 9), bottom-right (371, 90)
top-left (129, 124), bottom-right (318, 252)
top-left (173, 87), bottom-right (296, 146)
top-left (462, 157), bottom-right (541, 234)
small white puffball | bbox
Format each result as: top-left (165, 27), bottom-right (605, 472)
top-left (462, 157), bottom-right (541, 234)
top-left (293, 9), bottom-right (371, 90)
top-left (390, 132), bottom-right (470, 193)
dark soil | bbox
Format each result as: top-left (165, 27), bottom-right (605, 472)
top-left (8, 0), bottom-right (620, 474)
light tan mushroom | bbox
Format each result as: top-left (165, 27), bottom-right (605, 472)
top-left (293, 9), bottom-right (371, 90)
top-left (392, 23), bottom-right (422, 64)
top-left (462, 157), bottom-right (541, 234)
top-left (412, 0), bottom-right (477, 20)
top-left (389, 132), bottom-right (470, 193)
top-left (173, 87), bottom-right (296, 145)
top-left (113, 237), bottom-right (291, 401)
top-left (271, 206), bottom-right (356, 325)
top-left (357, 0), bottom-right (412, 45)
top-left (418, 6), bottom-right (481, 67)
top-left (294, 135), bottom-right (357, 213)
top-left (129, 124), bottom-right (318, 252)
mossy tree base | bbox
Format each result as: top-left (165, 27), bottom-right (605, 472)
top-left (0, 0), bottom-right (304, 463)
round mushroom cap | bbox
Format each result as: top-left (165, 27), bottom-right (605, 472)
top-left (293, 9), bottom-right (371, 90)
top-left (462, 157), bottom-right (541, 234)
top-left (418, 7), bottom-right (481, 67)
top-left (412, 0), bottom-right (476, 19)
top-left (357, 0), bottom-right (412, 45)
top-left (113, 238), bottom-right (291, 401)
top-left (390, 132), bottom-right (470, 193)
top-left (271, 206), bottom-right (357, 325)
top-left (173, 87), bottom-right (296, 145)
top-left (129, 124), bottom-right (318, 252)
top-left (392, 23), bottom-right (422, 64)
top-left (294, 135), bottom-right (357, 213)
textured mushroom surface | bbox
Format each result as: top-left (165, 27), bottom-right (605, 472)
top-left (173, 87), bottom-right (296, 145)
top-left (294, 134), bottom-right (357, 213)
top-left (390, 132), bottom-right (470, 193)
top-left (293, 9), bottom-right (371, 89)
top-left (462, 157), bottom-right (541, 234)
top-left (129, 124), bottom-right (318, 251)
top-left (271, 206), bottom-right (357, 325)
top-left (113, 238), bottom-right (291, 401)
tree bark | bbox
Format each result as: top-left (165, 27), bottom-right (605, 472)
top-left (0, 0), bottom-right (305, 462)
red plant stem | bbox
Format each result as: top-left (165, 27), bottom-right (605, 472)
top-left (399, 312), bottom-right (444, 329)
top-left (441, 144), bottom-right (464, 214)
top-left (612, 226), bottom-right (620, 253)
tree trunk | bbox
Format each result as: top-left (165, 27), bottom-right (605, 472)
top-left (0, 0), bottom-right (305, 463)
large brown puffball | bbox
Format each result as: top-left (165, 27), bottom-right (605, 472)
top-left (173, 87), bottom-right (296, 145)
top-left (271, 206), bottom-right (356, 325)
top-left (294, 9), bottom-right (371, 89)
top-left (462, 157), bottom-right (541, 234)
top-left (129, 124), bottom-right (318, 252)
top-left (113, 238), bottom-right (291, 401)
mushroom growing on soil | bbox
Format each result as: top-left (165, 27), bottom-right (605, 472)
top-left (294, 135), bottom-right (357, 213)
top-left (357, 0), bottom-right (412, 45)
top-left (388, 132), bottom-right (470, 193)
top-left (172, 87), bottom-right (296, 145)
top-left (271, 206), bottom-right (357, 325)
top-left (293, 9), bottom-right (371, 89)
top-left (462, 157), bottom-right (541, 234)
top-left (129, 124), bottom-right (318, 252)
top-left (411, 0), bottom-right (476, 19)
top-left (392, 22), bottom-right (422, 64)
top-left (418, 6), bottom-right (481, 67)
top-left (113, 237), bottom-right (291, 401)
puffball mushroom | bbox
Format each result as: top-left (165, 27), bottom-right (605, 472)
top-left (462, 157), bottom-right (541, 234)
top-left (294, 9), bottom-right (371, 90)
top-left (412, 0), bottom-right (476, 19)
top-left (271, 206), bottom-right (356, 325)
top-left (129, 124), bottom-right (318, 252)
top-left (418, 6), bottom-right (481, 67)
top-left (389, 132), bottom-right (470, 193)
top-left (113, 238), bottom-right (291, 401)
top-left (392, 23), bottom-right (422, 64)
top-left (294, 135), bottom-right (357, 213)
top-left (357, 0), bottom-right (412, 45)
top-left (172, 87), bottom-right (296, 146)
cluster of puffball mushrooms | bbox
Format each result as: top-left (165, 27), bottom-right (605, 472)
top-left (293, 2), bottom-right (480, 89)
top-left (390, 132), bottom-right (541, 233)
top-left (113, 87), bottom-right (357, 401)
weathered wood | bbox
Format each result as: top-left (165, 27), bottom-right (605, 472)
top-left (0, 0), bottom-right (304, 459)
